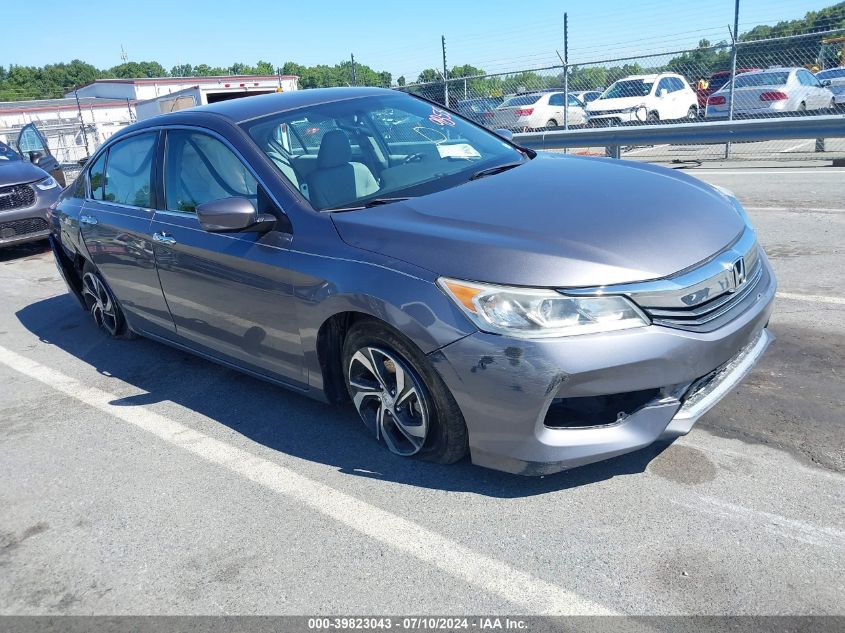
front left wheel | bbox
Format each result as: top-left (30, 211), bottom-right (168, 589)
top-left (342, 319), bottom-right (468, 464)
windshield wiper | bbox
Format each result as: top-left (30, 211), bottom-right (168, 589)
top-left (468, 161), bottom-right (524, 181)
top-left (327, 197), bottom-right (412, 212)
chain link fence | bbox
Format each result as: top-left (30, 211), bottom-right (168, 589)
top-left (397, 28), bottom-right (845, 163)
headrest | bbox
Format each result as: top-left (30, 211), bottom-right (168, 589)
top-left (317, 130), bottom-right (352, 168)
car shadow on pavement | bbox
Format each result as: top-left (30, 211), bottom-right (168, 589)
top-left (0, 240), bottom-right (50, 263)
top-left (17, 293), bottom-right (672, 499)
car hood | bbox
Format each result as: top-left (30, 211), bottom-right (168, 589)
top-left (587, 97), bottom-right (646, 112)
top-left (0, 160), bottom-right (48, 187)
top-left (331, 154), bottom-right (746, 288)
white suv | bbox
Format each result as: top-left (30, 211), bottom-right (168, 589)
top-left (586, 73), bottom-right (698, 125)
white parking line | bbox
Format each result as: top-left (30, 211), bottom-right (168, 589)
top-left (690, 169), bottom-right (845, 175)
top-left (0, 344), bottom-right (617, 616)
top-left (776, 292), bottom-right (845, 306)
top-left (745, 207), bottom-right (845, 213)
top-left (778, 140), bottom-right (813, 153)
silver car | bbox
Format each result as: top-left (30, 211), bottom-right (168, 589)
top-left (815, 67), bottom-right (845, 109)
top-left (706, 67), bottom-right (835, 118)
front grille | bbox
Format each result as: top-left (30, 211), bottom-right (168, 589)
top-left (643, 256), bottom-right (764, 331)
top-left (0, 184), bottom-right (36, 212)
top-left (0, 217), bottom-right (49, 239)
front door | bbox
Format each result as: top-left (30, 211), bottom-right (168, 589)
top-left (17, 123), bottom-right (66, 186)
top-left (150, 128), bottom-right (304, 386)
top-left (79, 131), bottom-right (174, 336)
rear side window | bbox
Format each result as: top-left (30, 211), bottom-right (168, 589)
top-left (88, 153), bottom-right (106, 200)
top-left (548, 94), bottom-right (565, 106)
top-left (164, 130), bottom-right (258, 213)
top-left (103, 134), bottom-right (156, 207)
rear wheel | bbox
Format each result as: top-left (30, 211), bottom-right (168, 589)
top-left (546, 119), bottom-right (558, 128)
top-left (343, 319), bottom-right (468, 464)
top-left (798, 102), bottom-right (807, 113)
top-left (686, 106), bottom-right (697, 120)
top-left (81, 262), bottom-right (134, 339)
top-left (647, 111), bottom-right (659, 122)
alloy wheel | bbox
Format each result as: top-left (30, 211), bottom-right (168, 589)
top-left (347, 346), bottom-right (429, 456)
top-left (82, 272), bottom-right (119, 336)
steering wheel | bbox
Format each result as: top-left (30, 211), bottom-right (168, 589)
top-left (400, 152), bottom-right (426, 165)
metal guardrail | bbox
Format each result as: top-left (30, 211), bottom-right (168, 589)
top-left (513, 115), bottom-right (845, 158)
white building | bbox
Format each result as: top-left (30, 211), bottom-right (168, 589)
top-left (0, 74), bottom-right (300, 165)
top-left (73, 75), bottom-right (299, 120)
top-left (0, 97), bottom-right (135, 165)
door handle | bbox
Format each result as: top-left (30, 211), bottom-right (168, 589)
top-left (153, 232), bottom-right (176, 245)
top-left (79, 214), bottom-right (98, 226)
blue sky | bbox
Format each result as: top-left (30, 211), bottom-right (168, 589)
top-left (4, 0), bottom-right (833, 80)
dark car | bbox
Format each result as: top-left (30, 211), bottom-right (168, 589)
top-left (0, 124), bottom-right (65, 248)
top-left (455, 97), bottom-right (503, 125)
top-left (49, 87), bottom-right (775, 475)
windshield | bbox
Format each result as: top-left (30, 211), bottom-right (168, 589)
top-left (817, 68), bottom-right (845, 80)
top-left (500, 94), bottom-right (541, 108)
top-left (242, 93), bottom-right (526, 211)
top-left (0, 142), bottom-right (21, 162)
top-left (735, 72), bottom-right (789, 88)
top-left (601, 80), bottom-right (653, 99)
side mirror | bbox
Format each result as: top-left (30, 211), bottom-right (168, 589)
top-left (28, 150), bottom-right (44, 163)
top-left (658, 88), bottom-right (668, 98)
top-left (494, 128), bottom-right (514, 141)
top-left (196, 197), bottom-right (274, 233)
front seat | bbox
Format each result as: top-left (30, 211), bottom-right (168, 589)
top-left (306, 130), bottom-right (379, 209)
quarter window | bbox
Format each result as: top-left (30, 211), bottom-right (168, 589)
top-left (164, 131), bottom-right (258, 213)
top-left (102, 133), bottom-right (156, 207)
top-left (88, 152), bottom-right (106, 200)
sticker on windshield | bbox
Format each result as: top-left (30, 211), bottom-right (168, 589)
top-left (428, 107), bottom-right (456, 127)
top-left (437, 143), bottom-right (481, 159)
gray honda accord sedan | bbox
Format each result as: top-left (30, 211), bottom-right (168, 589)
top-left (49, 87), bottom-right (775, 475)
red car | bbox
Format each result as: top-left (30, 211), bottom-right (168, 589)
top-left (696, 69), bottom-right (760, 109)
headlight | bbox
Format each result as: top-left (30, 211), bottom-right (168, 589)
top-left (35, 176), bottom-right (58, 191)
top-left (438, 278), bottom-right (649, 338)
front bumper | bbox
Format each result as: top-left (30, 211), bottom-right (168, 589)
top-left (0, 184), bottom-right (60, 248)
top-left (429, 257), bottom-right (776, 475)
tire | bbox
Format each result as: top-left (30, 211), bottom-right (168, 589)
top-left (81, 261), bottom-right (135, 339)
top-left (546, 119), bottom-right (558, 129)
top-left (798, 102), bottom-right (807, 113)
top-left (342, 318), bottom-right (468, 464)
top-left (687, 106), bottom-right (697, 120)
top-left (646, 111), bottom-right (659, 122)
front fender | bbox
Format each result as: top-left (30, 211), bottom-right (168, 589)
top-left (290, 248), bottom-right (476, 394)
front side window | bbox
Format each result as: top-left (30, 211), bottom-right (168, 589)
top-left (601, 80), bottom-right (653, 99)
top-left (567, 94), bottom-right (582, 106)
top-left (102, 133), bottom-right (156, 207)
top-left (243, 93), bottom-right (525, 211)
top-left (164, 131), bottom-right (258, 213)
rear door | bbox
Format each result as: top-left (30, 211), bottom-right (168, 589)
top-left (16, 123), bottom-right (66, 186)
top-left (149, 128), bottom-right (304, 385)
top-left (80, 131), bottom-right (175, 336)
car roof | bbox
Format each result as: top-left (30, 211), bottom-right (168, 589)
top-left (187, 86), bottom-right (396, 123)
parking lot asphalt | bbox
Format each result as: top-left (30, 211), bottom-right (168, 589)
top-left (1, 164), bottom-right (843, 616)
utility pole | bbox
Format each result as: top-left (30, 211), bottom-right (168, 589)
top-left (725, 0), bottom-right (740, 158)
top-left (350, 53), bottom-right (357, 86)
top-left (441, 35), bottom-right (449, 107)
top-left (74, 90), bottom-right (90, 158)
top-left (563, 12), bottom-right (569, 131)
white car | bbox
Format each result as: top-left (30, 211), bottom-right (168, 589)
top-left (815, 67), bottom-right (845, 109)
top-left (490, 92), bottom-right (586, 130)
top-left (586, 73), bottom-right (698, 125)
top-left (705, 67), bottom-right (835, 118)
